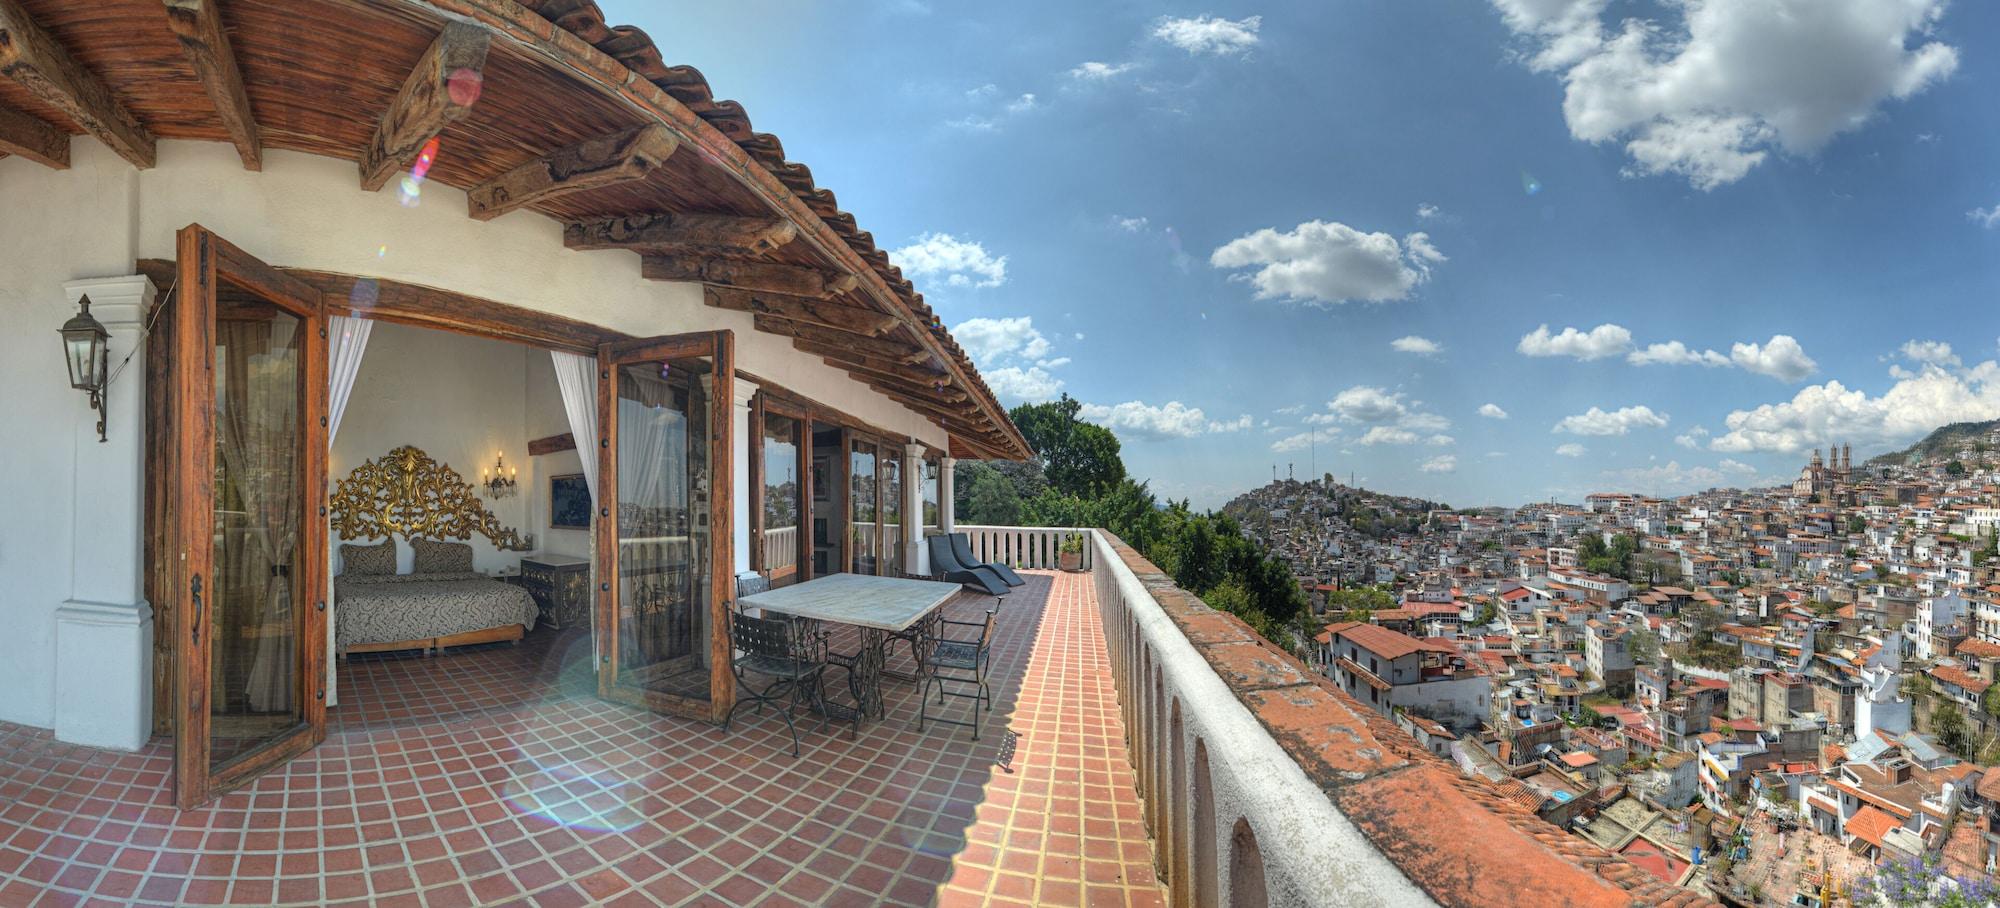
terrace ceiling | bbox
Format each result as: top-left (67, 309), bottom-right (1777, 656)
top-left (0, 0), bottom-right (1030, 461)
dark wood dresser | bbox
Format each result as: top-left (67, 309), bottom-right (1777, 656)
top-left (519, 554), bottom-right (590, 630)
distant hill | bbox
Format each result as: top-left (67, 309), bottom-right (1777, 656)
top-left (1867, 419), bottom-right (2000, 466)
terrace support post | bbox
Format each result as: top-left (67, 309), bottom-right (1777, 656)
top-left (904, 442), bottom-right (926, 575)
top-left (54, 276), bottom-right (155, 750)
top-left (730, 377), bottom-right (759, 577)
top-left (939, 456), bottom-right (956, 535)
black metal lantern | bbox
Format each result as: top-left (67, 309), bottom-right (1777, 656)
top-left (60, 294), bottom-right (111, 442)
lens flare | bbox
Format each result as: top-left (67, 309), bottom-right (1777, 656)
top-left (1521, 171), bottom-right (1543, 195)
top-left (447, 68), bottom-right (484, 106)
top-left (376, 244), bottom-right (389, 259)
top-left (498, 759), bottom-right (647, 835)
top-left (412, 137), bottom-right (439, 181)
top-left (397, 175), bottom-right (423, 207)
top-left (348, 278), bottom-right (380, 308)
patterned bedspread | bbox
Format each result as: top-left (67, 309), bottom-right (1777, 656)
top-left (335, 572), bottom-right (538, 648)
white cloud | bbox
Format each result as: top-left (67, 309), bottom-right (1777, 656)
top-left (1271, 427), bottom-right (1339, 453)
top-left (1969, 204), bottom-right (2000, 229)
top-left (954, 316), bottom-right (1051, 363)
top-left (1628, 340), bottom-right (1730, 368)
top-left (1274, 403), bottom-right (1308, 416)
top-left (1416, 203), bottom-right (1442, 220)
top-left (1391, 335), bottom-right (1442, 356)
top-left (1491, 0), bottom-right (1958, 190)
top-left (1112, 215), bottom-right (1150, 232)
top-left (1675, 425), bottom-right (1710, 449)
top-left (984, 366), bottom-right (1064, 403)
top-left (1553, 405), bottom-right (1669, 436)
top-left (1420, 455), bottom-right (1458, 474)
top-left (1329, 385), bottom-right (1408, 423)
top-left (946, 89), bottom-right (1040, 131)
top-left (1401, 412), bottom-right (1452, 432)
top-left (1211, 221), bottom-right (1444, 305)
top-left (893, 233), bottom-right (1008, 288)
top-left (1080, 400), bottom-right (1249, 439)
top-left (1359, 426), bottom-right (1419, 446)
top-left (1006, 93), bottom-right (1039, 115)
top-left (1900, 339), bottom-right (1959, 367)
top-left (1555, 443), bottom-right (1588, 457)
top-left (1517, 323), bottom-right (1632, 360)
top-left (1729, 334), bottom-right (1817, 382)
top-left (1426, 434), bottom-right (1456, 446)
top-left (1069, 61), bottom-right (1137, 80)
top-left (1153, 14), bottom-right (1262, 55)
top-left (1478, 403), bottom-right (1510, 420)
top-left (1610, 460), bottom-right (1743, 495)
top-left (1718, 458), bottom-right (1757, 475)
top-left (1710, 361), bottom-right (2000, 453)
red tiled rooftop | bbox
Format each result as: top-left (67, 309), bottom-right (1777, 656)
top-left (0, 572), bottom-right (1164, 907)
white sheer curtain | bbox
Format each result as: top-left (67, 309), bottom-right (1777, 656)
top-left (551, 351), bottom-right (600, 499)
top-left (327, 315), bottom-right (372, 448)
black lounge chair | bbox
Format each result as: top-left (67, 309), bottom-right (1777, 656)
top-left (949, 532), bottom-right (1025, 587)
top-left (927, 535), bottom-right (1010, 598)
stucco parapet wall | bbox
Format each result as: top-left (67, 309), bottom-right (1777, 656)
top-left (1093, 531), bottom-right (1721, 908)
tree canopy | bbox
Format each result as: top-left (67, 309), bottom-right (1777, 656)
top-left (1009, 395), bottom-right (1126, 498)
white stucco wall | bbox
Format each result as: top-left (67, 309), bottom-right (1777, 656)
top-left (0, 136), bottom-right (949, 734)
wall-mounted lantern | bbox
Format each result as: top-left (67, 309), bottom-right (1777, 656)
top-left (59, 294), bottom-right (111, 442)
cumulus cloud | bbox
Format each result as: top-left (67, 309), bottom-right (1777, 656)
top-left (1900, 339), bottom-right (1959, 367)
top-left (1069, 61), bottom-right (1138, 80)
top-left (1556, 443), bottom-right (1588, 457)
top-left (1675, 425), bottom-right (1710, 449)
top-left (1112, 215), bottom-right (1150, 232)
top-left (1553, 405), bottom-right (1669, 436)
top-left (1730, 335), bottom-right (1817, 382)
top-left (1080, 400), bottom-right (1250, 439)
top-left (1211, 221), bottom-right (1444, 305)
top-left (1490, 0), bottom-right (1958, 190)
top-left (1610, 460), bottom-right (1746, 495)
top-left (1972, 204), bottom-right (2000, 229)
top-left (1153, 14), bottom-right (1262, 55)
top-left (984, 366), bottom-right (1063, 403)
top-left (1628, 340), bottom-right (1730, 368)
top-left (954, 316), bottom-right (1051, 363)
top-left (1391, 335), bottom-right (1442, 356)
top-left (1517, 323), bottom-right (1633, 360)
top-left (1420, 455), bottom-right (1458, 474)
top-left (1710, 361), bottom-right (2000, 453)
top-left (1329, 386), bottom-right (1409, 423)
top-left (1270, 427), bottom-right (1339, 454)
top-left (1478, 403), bottom-right (1510, 420)
top-left (1359, 426), bottom-right (1420, 446)
top-left (1416, 203), bottom-right (1442, 220)
top-left (893, 233), bottom-right (1008, 288)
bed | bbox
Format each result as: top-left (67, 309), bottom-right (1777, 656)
top-left (335, 570), bottom-right (539, 657)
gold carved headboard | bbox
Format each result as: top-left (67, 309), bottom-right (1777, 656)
top-left (330, 445), bottom-right (532, 551)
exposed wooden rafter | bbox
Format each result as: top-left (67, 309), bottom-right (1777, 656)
top-left (705, 286), bottom-right (899, 337)
top-left (564, 212), bottom-right (796, 258)
top-left (0, 101), bottom-right (66, 168)
top-left (753, 316), bottom-right (931, 365)
top-left (466, 124), bottom-right (678, 221)
top-left (793, 341), bottom-right (948, 386)
top-left (161, 0), bottom-right (260, 170)
top-left (0, 0), bottom-right (154, 168)
top-left (643, 255), bottom-right (856, 299)
top-left (358, 20), bottom-right (489, 192)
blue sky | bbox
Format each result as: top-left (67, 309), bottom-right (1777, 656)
top-left (615, 1), bottom-right (2000, 509)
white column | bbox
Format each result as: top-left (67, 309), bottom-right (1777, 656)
top-left (730, 377), bottom-right (759, 576)
top-left (939, 456), bottom-right (957, 534)
top-left (904, 443), bottom-right (926, 575)
top-left (55, 276), bottom-right (156, 751)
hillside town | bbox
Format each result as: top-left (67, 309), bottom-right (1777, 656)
top-left (1230, 423), bottom-right (2000, 904)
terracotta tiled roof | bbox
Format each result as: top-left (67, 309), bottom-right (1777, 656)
top-left (1845, 805), bottom-right (1899, 848)
top-left (1332, 623), bottom-right (1452, 661)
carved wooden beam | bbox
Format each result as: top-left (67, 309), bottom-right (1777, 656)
top-left (162, 0), bottom-right (259, 170)
top-left (527, 433), bottom-right (576, 456)
top-left (359, 20), bottom-right (489, 192)
top-left (794, 341), bottom-right (947, 385)
top-left (643, 255), bottom-right (856, 299)
top-left (754, 316), bottom-right (931, 365)
top-left (564, 212), bottom-right (796, 257)
top-left (0, 0), bottom-right (154, 168)
top-left (0, 101), bottom-right (66, 168)
top-left (466, 124), bottom-right (678, 221)
top-left (705, 286), bottom-right (898, 337)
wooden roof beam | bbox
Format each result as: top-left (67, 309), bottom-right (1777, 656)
top-left (0, 102), bottom-right (66, 168)
top-left (0, 0), bottom-right (154, 168)
top-left (754, 316), bottom-right (931, 365)
top-left (706, 286), bottom-right (899, 337)
top-left (793, 341), bottom-right (948, 385)
top-left (359, 20), bottom-right (489, 192)
top-left (162, 0), bottom-right (259, 170)
top-left (467, 124), bottom-right (678, 221)
top-left (564, 212), bottom-right (796, 258)
top-left (644, 255), bottom-right (856, 299)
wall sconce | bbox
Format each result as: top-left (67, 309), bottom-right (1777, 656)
top-left (59, 295), bottom-right (111, 443)
top-left (483, 451), bottom-right (517, 498)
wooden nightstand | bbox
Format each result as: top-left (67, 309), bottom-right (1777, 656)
top-left (519, 554), bottom-right (590, 630)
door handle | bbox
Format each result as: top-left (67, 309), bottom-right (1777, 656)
top-left (190, 573), bottom-right (204, 643)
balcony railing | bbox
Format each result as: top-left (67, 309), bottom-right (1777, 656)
top-left (957, 524), bottom-right (1093, 571)
top-left (1082, 528), bottom-right (1716, 908)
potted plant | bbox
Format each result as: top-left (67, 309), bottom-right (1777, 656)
top-left (1058, 534), bottom-right (1085, 573)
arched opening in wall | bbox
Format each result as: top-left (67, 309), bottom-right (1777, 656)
top-left (1169, 698), bottom-right (1187, 906)
top-left (1229, 817), bottom-right (1268, 908)
top-left (1193, 738), bottom-right (1218, 908)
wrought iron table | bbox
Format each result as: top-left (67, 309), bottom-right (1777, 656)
top-left (738, 573), bottom-right (962, 720)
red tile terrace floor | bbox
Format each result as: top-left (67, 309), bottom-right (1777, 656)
top-left (0, 570), bottom-right (1165, 907)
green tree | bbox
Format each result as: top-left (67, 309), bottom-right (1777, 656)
top-left (1625, 628), bottom-right (1662, 665)
top-left (1008, 395), bottom-right (1126, 498)
top-left (960, 465), bottom-right (1022, 526)
top-left (1847, 514), bottom-right (1866, 534)
top-left (1946, 460), bottom-right (1968, 477)
top-left (1933, 701), bottom-right (1969, 758)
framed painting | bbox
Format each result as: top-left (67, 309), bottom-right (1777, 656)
top-left (550, 473), bottom-right (592, 529)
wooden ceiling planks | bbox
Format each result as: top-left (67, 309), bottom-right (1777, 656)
top-left (0, 0), bottom-right (156, 167)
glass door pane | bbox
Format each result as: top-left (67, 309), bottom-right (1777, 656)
top-left (614, 357), bottom-right (713, 702)
top-left (761, 412), bottom-right (802, 587)
top-left (849, 441), bottom-right (876, 574)
top-left (881, 450), bottom-right (903, 577)
top-left (209, 288), bottom-right (307, 770)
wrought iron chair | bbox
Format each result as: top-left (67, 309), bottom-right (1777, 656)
top-left (948, 532), bottom-right (1025, 587)
top-left (917, 608), bottom-right (998, 740)
top-left (723, 604), bottom-right (855, 757)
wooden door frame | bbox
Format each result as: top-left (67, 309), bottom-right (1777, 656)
top-left (169, 224), bottom-right (329, 810)
top-left (748, 392), bottom-right (813, 586)
top-left (594, 330), bottom-right (737, 723)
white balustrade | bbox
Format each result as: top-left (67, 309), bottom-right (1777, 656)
top-left (954, 524), bottom-right (1094, 571)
